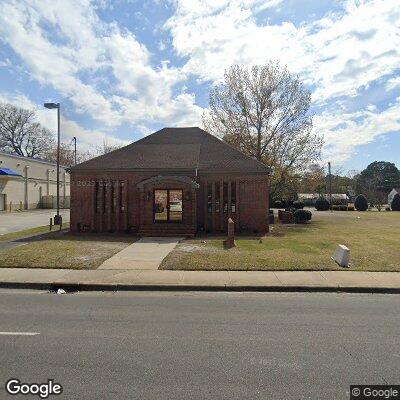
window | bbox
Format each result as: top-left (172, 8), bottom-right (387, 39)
top-left (207, 182), bottom-right (212, 213)
top-left (95, 182), bottom-right (100, 213)
top-left (154, 189), bottom-right (182, 223)
top-left (215, 182), bottom-right (220, 213)
top-left (119, 181), bottom-right (125, 212)
top-left (111, 181), bottom-right (116, 213)
top-left (231, 181), bottom-right (236, 213)
top-left (223, 182), bottom-right (228, 213)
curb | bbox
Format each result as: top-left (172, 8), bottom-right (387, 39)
top-left (1, 282), bottom-right (400, 294)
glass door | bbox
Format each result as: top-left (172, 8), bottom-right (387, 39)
top-left (154, 190), bottom-right (168, 222)
top-left (154, 189), bottom-right (183, 223)
top-left (168, 190), bottom-right (183, 222)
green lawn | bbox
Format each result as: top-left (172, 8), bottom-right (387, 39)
top-left (160, 210), bottom-right (400, 271)
top-left (0, 232), bottom-right (134, 269)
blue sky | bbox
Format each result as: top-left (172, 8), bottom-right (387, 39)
top-left (0, 0), bottom-right (399, 173)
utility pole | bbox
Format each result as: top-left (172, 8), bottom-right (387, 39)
top-left (328, 162), bottom-right (332, 209)
top-left (73, 137), bottom-right (77, 165)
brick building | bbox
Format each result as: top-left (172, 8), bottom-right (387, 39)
top-left (70, 127), bottom-right (269, 236)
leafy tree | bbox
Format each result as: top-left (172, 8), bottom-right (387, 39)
top-left (0, 103), bottom-right (54, 158)
top-left (356, 161), bottom-right (400, 205)
top-left (298, 164), bottom-right (326, 194)
top-left (203, 61), bottom-right (323, 200)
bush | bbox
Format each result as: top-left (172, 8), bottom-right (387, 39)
top-left (293, 201), bottom-right (304, 209)
top-left (355, 194), bottom-right (368, 211)
top-left (347, 205), bottom-right (355, 211)
top-left (315, 198), bottom-right (330, 211)
top-left (294, 209), bottom-right (312, 224)
top-left (391, 193), bottom-right (400, 211)
top-left (273, 200), bottom-right (284, 208)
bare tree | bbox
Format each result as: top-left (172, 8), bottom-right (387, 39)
top-left (203, 62), bottom-right (323, 199)
top-left (96, 139), bottom-right (123, 156)
top-left (0, 103), bottom-right (55, 158)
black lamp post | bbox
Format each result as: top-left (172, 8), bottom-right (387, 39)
top-left (44, 102), bottom-right (62, 226)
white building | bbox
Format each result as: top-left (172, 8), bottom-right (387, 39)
top-left (388, 188), bottom-right (400, 205)
top-left (0, 151), bottom-right (70, 211)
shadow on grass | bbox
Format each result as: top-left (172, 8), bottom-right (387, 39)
top-left (12, 230), bottom-right (139, 244)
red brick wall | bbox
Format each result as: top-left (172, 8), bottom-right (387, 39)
top-left (70, 171), bottom-right (269, 235)
top-left (196, 174), bottom-right (269, 234)
top-left (238, 179), bottom-right (269, 233)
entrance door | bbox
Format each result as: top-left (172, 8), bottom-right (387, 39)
top-left (154, 189), bottom-right (182, 223)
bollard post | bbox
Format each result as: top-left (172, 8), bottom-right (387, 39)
top-left (50, 218), bottom-right (52, 231)
top-left (9, 201), bottom-right (12, 212)
top-left (226, 218), bottom-right (235, 248)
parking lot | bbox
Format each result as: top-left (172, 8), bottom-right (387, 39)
top-left (0, 209), bottom-right (70, 235)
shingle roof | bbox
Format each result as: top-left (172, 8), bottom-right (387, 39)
top-left (71, 127), bottom-right (269, 174)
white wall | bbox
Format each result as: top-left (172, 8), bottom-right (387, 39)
top-left (388, 189), bottom-right (399, 205)
top-left (0, 152), bottom-right (70, 211)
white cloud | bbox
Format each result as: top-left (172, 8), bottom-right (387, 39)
top-left (166, 0), bottom-right (400, 102)
top-left (165, 0), bottom-right (400, 165)
top-left (316, 97), bottom-right (400, 164)
top-left (0, 91), bottom-right (128, 152)
top-left (0, 0), bottom-right (202, 130)
top-left (386, 76), bottom-right (400, 91)
top-left (1, 0), bottom-right (399, 168)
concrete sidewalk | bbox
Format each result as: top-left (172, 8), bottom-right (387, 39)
top-left (99, 237), bottom-right (182, 270)
top-left (0, 268), bottom-right (400, 293)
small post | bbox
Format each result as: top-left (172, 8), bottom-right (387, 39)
top-left (19, 201), bottom-right (22, 211)
top-left (9, 201), bottom-right (12, 212)
top-left (50, 218), bottom-right (53, 231)
top-left (226, 218), bottom-right (235, 249)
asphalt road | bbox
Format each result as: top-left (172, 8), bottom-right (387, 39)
top-left (0, 209), bottom-right (70, 235)
top-left (0, 290), bottom-right (399, 400)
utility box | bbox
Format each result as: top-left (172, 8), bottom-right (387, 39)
top-left (332, 244), bottom-right (350, 268)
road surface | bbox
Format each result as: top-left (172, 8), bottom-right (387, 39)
top-left (0, 290), bottom-right (398, 399)
top-left (0, 209), bottom-right (70, 234)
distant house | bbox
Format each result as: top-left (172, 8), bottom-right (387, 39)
top-left (297, 193), bottom-right (320, 206)
top-left (297, 193), bottom-right (349, 206)
top-left (388, 188), bottom-right (400, 205)
top-left (69, 127), bottom-right (270, 236)
top-left (346, 189), bottom-right (356, 203)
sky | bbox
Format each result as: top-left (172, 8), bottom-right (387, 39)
top-left (0, 0), bottom-right (399, 173)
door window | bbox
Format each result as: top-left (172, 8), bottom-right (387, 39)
top-left (154, 189), bottom-right (182, 223)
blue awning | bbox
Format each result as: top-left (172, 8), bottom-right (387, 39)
top-left (0, 168), bottom-right (22, 177)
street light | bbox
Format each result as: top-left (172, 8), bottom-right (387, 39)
top-left (44, 102), bottom-right (62, 226)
